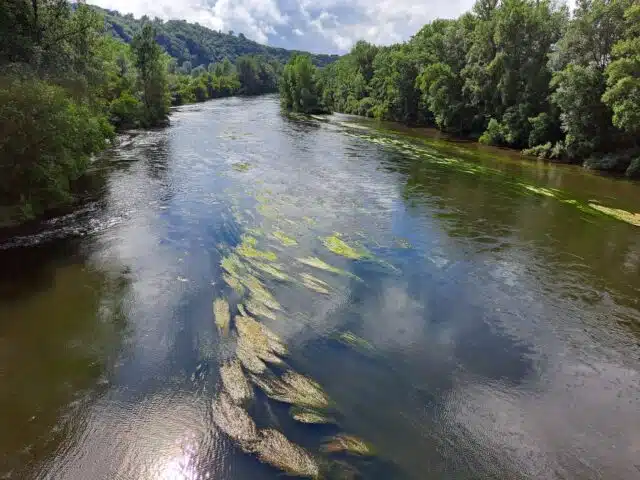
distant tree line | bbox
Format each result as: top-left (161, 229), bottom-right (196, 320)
top-left (284, 0), bottom-right (639, 177)
top-left (0, 0), bottom-right (285, 226)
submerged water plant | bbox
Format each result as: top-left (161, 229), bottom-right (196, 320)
top-left (323, 233), bottom-right (368, 259)
top-left (253, 370), bottom-right (330, 410)
top-left (254, 429), bottom-right (320, 478)
top-left (237, 341), bottom-right (268, 374)
top-left (213, 298), bottom-right (230, 333)
top-left (241, 274), bottom-right (282, 311)
top-left (220, 359), bottom-right (253, 404)
top-left (273, 230), bottom-right (298, 247)
top-left (237, 235), bottom-right (278, 262)
top-left (221, 253), bottom-right (245, 278)
top-left (334, 331), bottom-right (374, 353)
top-left (232, 162), bottom-right (252, 172)
top-left (290, 406), bottom-right (336, 425)
top-left (297, 256), bottom-right (359, 280)
top-left (235, 315), bottom-right (286, 363)
top-left (300, 273), bottom-right (330, 295)
top-left (212, 392), bottom-right (259, 447)
top-left (521, 184), bottom-right (557, 198)
top-left (249, 261), bottom-right (291, 281)
top-left (245, 298), bottom-right (277, 321)
top-left (589, 203), bottom-right (640, 227)
top-left (223, 273), bottom-right (245, 295)
top-left (320, 434), bottom-right (375, 456)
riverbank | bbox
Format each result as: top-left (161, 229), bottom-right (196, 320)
top-left (331, 111), bottom-right (640, 180)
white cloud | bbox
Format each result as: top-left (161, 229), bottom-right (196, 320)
top-left (89, 0), bottom-right (575, 53)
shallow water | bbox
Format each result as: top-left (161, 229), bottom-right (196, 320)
top-left (1, 95), bottom-right (639, 479)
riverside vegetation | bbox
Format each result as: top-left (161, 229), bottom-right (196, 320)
top-left (280, 0), bottom-right (640, 178)
top-left (0, 0), bottom-right (327, 226)
top-left (3, 0), bottom-right (639, 227)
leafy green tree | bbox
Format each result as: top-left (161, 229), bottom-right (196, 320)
top-left (369, 46), bottom-right (421, 124)
top-left (602, 3), bottom-right (640, 136)
top-left (416, 15), bottom-right (477, 133)
top-left (280, 55), bottom-right (327, 114)
top-left (131, 23), bottom-right (170, 126)
top-left (0, 76), bottom-right (113, 221)
top-left (190, 65), bottom-right (206, 77)
top-left (549, 0), bottom-right (632, 158)
top-left (236, 55), bottom-right (260, 94)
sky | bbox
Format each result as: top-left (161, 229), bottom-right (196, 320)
top-left (88, 0), bottom-right (480, 54)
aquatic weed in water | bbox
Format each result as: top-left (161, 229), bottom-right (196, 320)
top-left (220, 359), bottom-right (253, 404)
top-left (323, 233), bottom-right (369, 260)
top-left (589, 203), bottom-right (640, 227)
top-left (213, 298), bottom-right (230, 333)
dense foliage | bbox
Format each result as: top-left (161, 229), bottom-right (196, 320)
top-left (98, 6), bottom-right (339, 68)
top-left (0, 1), bottom-right (287, 225)
top-left (280, 55), bottom-right (328, 114)
top-left (317, 0), bottom-right (640, 177)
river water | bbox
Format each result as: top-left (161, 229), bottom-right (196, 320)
top-left (1, 95), bottom-right (639, 479)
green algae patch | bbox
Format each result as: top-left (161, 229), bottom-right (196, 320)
top-left (250, 261), bottom-right (291, 281)
top-left (222, 253), bottom-right (245, 278)
top-left (521, 184), bottom-right (557, 198)
top-left (212, 392), bottom-right (259, 447)
top-left (323, 233), bottom-right (369, 259)
top-left (334, 331), bottom-right (374, 353)
top-left (251, 370), bottom-right (331, 410)
top-left (254, 429), bottom-right (320, 479)
top-left (237, 341), bottom-right (268, 374)
top-left (257, 203), bottom-right (279, 219)
top-left (235, 315), bottom-right (287, 365)
top-left (237, 235), bottom-right (278, 262)
top-left (247, 227), bottom-right (265, 237)
top-left (238, 303), bottom-right (248, 317)
top-left (242, 274), bottom-right (281, 311)
top-left (297, 257), bottom-right (362, 281)
top-left (220, 359), bottom-right (253, 404)
top-left (290, 406), bottom-right (336, 425)
top-left (273, 230), bottom-right (298, 247)
top-left (320, 434), bottom-right (375, 457)
top-left (213, 298), bottom-right (231, 333)
top-left (300, 273), bottom-right (330, 295)
top-left (298, 257), bottom-right (346, 274)
top-left (223, 273), bottom-right (245, 296)
top-left (278, 371), bottom-right (330, 409)
top-left (589, 203), bottom-right (640, 227)
top-left (232, 162), bottom-right (252, 172)
top-left (245, 298), bottom-right (277, 321)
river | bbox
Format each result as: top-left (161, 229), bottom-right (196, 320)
top-left (1, 95), bottom-right (639, 479)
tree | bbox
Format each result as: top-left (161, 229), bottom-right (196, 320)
top-left (131, 23), bottom-right (170, 126)
top-left (369, 46), bottom-right (421, 124)
top-left (236, 55), bottom-right (260, 94)
top-left (602, 3), bottom-right (640, 136)
top-left (280, 55), bottom-right (327, 114)
top-left (548, 0), bottom-right (632, 158)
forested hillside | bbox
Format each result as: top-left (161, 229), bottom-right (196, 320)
top-left (301, 0), bottom-right (639, 177)
top-left (97, 7), bottom-right (339, 69)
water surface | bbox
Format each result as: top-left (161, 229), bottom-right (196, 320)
top-left (1, 95), bottom-right (639, 479)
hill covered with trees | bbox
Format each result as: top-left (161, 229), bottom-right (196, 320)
top-left (96, 6), bottom-right (339, 69)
